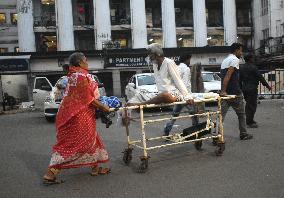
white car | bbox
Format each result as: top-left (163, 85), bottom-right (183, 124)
top-left (202, 71), bottom-right (221, 93)
top-left (125, 72), bottom-right (221, 102)
top-left (33, 75), bottom-right (106, 122)
top-left (125, 73), bottom-right (158, 102)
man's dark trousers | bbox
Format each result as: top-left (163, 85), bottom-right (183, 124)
top-left (243, 90), bottom-right (257, 125)
top-left (221, 95), bottom-right (247, 135)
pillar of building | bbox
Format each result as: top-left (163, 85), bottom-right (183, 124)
top-left (16, 0), bottom-right (36, 52)
top-left (112, 70), bottom-right (121, 97)
top-left (55, 0), bottom-right (75, 51)
top-left (94, 0), bottom-right (112, 50)
top-left (161, 0), bottom-right (177, 48)
top-left (223, 0), bottom-right (237, 46)
top-left (193, 0), bottom-right (207, 47)
top-left (130, 0), bottom-right (147, 48)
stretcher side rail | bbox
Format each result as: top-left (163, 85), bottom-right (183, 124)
top-left (116, 95), bottom-right (236, 172)
top-left (109, 95), bottom-right (236, 112)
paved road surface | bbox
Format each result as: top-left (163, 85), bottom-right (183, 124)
top-left (0, 100), bottom-right (283, 198)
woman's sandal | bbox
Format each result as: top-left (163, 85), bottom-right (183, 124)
top-left (43, 178), bottom-right (64, 186)
top-left (90, 167), bottom-right (111, 176)
top-left (43, 168), bottom-right (64, 186)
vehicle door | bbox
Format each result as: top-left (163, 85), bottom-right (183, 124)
top-left (33, 77), bottom-right (53, 110)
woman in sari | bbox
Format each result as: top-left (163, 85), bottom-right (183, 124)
top-left (43, 52), bottom-right (111, 185)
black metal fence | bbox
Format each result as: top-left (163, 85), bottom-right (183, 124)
top-left (258, 69), bottom-right (284, 99)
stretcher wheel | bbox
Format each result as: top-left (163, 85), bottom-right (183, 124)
top-left (194, 141), bottom-right (202, 150)
top-left (122, 148), bottom-right (133, 165)
top-left (215, 142), bottom-right (225, 156)
top-left (212, 138), bottom-right (218, 146)
top-left (138, 157), bottom-right (149, 173)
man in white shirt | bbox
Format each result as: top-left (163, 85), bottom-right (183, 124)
top-left (127, 43), bottom-right (194, 106)
top-left (220, 43), bottom-right (252, 140)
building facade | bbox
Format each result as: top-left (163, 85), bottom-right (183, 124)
top-left (0, 0), bottom-right (18, 53)
top-left (14, 0), bottom-right (252, 52)
top-left (253, 0), bottom-right (284, 58)
top-left (0, 0), bottom-right (283, 101)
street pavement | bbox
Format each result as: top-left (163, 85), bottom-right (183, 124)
top-left (0, 100), bottom-right (284, 198)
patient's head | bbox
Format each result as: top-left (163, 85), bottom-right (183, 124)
top-left (146, 43), bottom-right (164, 65)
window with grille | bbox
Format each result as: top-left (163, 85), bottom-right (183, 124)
top-left (261, 0), bottom-right (268, 16)
top-left (0, 13), bottom-right (6, 24)
top-left (11, 13), bottom-right (17, 25)
top-left (262, 28), bottom-right (269, 40)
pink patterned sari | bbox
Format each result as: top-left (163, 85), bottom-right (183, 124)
top-left (48, 66), bottom-right (109, 169)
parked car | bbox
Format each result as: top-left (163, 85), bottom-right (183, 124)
top-left (125, 73), bottom-right (158, 102)
top-left (33, 74), bottom-right (106, 122)
top-left (124, 72), bottom-right (221, 102)
top-left (202, 71), bottom-right (221, 93)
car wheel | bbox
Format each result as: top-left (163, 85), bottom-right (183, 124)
top-left (45, 116), bottom-right (55, 123)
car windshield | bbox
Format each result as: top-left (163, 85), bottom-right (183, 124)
top-left (202, 73), bottom-right (221, 82)
top-left (137, 75), bottom-right (156, 86)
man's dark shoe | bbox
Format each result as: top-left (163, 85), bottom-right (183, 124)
top-left (240, 133), bottom-right (253, 140)
top-left (247, 123), bottom-right (258, 128)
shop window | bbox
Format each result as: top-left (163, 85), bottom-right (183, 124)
top-left (237, 8), bottom-right (251, 27)
top-left (74, 0), bottom-right (94, 25)
top-left (175, 6), bottom-right (193, 27)
top-left (205, 0), bottom-right (223, 27)
top-left (11, 13), bottom-right (17, 25)
top-left (38, 34), bottom-right (57, 52)
top-left (0, 48), bottom-right (8, 53)
top-left (0, 13), bottom-right (6, 24)
top-left (110, 2), bottom-right (130, 25)
top-left (14, 47), bottom-right (19, 52)
top-left (34, 0), bottom-right (55, 26)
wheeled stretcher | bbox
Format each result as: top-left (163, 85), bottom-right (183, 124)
top-left (111, 95), bottom-right (235, 172)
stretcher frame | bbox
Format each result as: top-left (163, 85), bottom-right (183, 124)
top-left (111, 95), bottom-right (235, 172)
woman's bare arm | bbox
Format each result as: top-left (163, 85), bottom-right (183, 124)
top-left (92, 99), bottom-right (110, 113)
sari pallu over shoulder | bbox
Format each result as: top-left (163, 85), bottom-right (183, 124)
top-left (56, 66), bottom-right (98, 128)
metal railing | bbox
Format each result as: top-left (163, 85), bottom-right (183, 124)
top-left (255, 36), bottom-right (284, 56)
top-left (34, 14), bottom-right (56, 27)
top-left (258, 69), bottom-right (284, 99)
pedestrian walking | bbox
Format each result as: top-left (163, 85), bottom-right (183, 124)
top-left (219, 43), bottom-right (253, 140)
top-left (43, 52), bottom-right (111, 185)
top-left (240, 53), bottom-right (271, 128)
top-left (163, 54), bottom-right (199, 136)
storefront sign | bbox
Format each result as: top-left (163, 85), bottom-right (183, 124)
top-left (108, 56), bottom-right (148, 67)
top-left (0, 59), bottom-right (29, 73)
top-left (106, 56), bottom-right (180, 67)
